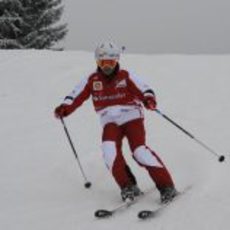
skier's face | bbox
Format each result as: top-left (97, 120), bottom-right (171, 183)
top-left (97, 59), bottom-right (117, 75)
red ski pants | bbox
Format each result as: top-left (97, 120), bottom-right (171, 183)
top-left (101, 118), bottom-right (174, 190)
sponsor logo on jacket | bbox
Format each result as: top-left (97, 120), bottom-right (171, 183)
top-left (115, 79), bottom-right (127, 88)
top-left (93, 81), bottom-right (103, 91)
top-left (93, 93), bottom-right (126, 101)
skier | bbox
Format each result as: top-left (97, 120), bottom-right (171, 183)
top-left (54, 41), bottom-right (177, 203)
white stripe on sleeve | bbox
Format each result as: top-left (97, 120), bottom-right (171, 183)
top-left (129, 72), bottom-right (152, 93)
top-left (63, 76), bottom-right (88, 105)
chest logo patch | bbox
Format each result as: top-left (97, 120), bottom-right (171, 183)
top-left (93, 81), bottom-right (103, 91)
top-left (116, 79), bottom-right (127, 88)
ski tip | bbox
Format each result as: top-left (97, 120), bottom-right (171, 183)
top-left (95, 209), bottom-right (113, 218)
top-left (138, 210), bottom-right (154, 220)
top-left (218, 155), bottom-right (225, 162)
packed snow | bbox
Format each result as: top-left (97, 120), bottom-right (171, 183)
top-left (0, 50), bottom-right (230, 230)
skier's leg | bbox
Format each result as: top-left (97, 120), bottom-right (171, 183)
top-left (102, 123), bottom-right (136, 189)
top-left (125, 164), bottom-right (137, 185)
top-left (123, 119), bottom-right (175, 191)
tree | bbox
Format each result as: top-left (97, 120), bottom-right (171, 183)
top-left (0, 0), bottom-right (24, 48)
top-left (0, 0), bottom-right (68, 49)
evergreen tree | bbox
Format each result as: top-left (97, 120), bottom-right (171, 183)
top-left (0, 0), bottom-right (24, 48)
top-left (0, 0), bottom-right (68, 49)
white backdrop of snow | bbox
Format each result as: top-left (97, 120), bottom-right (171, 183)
top-left (0, 50), bottom-right (230, 230)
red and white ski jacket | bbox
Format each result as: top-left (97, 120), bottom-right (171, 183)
top-left (62, 68), bottom-right (155, 126)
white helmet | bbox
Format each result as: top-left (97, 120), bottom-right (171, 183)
top-left (95, 41), bottom-right (121, 61)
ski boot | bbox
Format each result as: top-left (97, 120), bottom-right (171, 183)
top-left (121, 184), bottom-right (143, 202)
top-left (159, 186), bottom-right (178, 204)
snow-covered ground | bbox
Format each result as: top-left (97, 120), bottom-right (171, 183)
top-left (0, 50), bottom-right (230, 230)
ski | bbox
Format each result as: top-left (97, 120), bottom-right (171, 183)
top-left (138, 186), bottom-right (191, 220)
top-left (95, 187), bottom-right (155, 219)
top-left (138, 202), bottom-right (169, 220)
top-left (95, 199), bottom-right (136, 218)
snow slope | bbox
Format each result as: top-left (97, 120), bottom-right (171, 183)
top-left (0, 50), bottom-right (230, 230)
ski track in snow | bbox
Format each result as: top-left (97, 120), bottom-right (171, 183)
top-left (0, 50), bottom-right (230, 230)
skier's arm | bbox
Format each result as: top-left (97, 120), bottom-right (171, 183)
top-left (127, 73), bottom-right (157, 110)
top-left (55, 77), bottom-right (91, 118)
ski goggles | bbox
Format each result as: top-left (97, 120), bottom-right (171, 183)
top-left (97, 59), bottom-right (117, 69)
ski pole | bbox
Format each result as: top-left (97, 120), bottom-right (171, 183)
top-left (60, 117), bottom-right (92, 188)
top-left (155, 109), bottom-right (225, 162)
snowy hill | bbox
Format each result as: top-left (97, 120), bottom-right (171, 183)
top-left (0, 50), bottom-right (230, 230)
